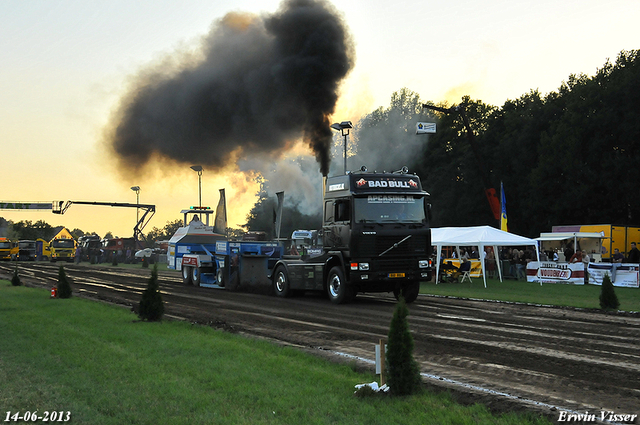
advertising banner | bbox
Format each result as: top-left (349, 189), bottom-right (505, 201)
top-left (526, 262), bottom-right (585, 284)
top-left (587, 263), bottom-right (639, 288)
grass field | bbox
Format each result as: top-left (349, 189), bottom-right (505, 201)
top-left (0, 283), bottom-right (551, 425)
top-left (420, 277), bottom-right (640, 312)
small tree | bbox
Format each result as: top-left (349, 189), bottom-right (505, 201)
top-left (386, 296), bottom-right (421, 395)
top-left (138, 264), bottom-right (164, 321)
top-left (111, 254), bottom-right (118, 266)
top-left (11, 265), bottom-right (21, 286)
top-left (141, 257), bottom-right (149, 268)
top-left (599, 272), bottom-right (620, 310)
top-left (57, 265), bottom-right (72, 298)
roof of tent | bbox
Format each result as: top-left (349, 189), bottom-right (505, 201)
top-left (432, 226), bottom-right (538, 247)
top-left (535, 232), bottom-right (606, 241)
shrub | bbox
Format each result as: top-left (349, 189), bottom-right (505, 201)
top-left (111, 255), bottom-right (118, 266)
top-left (599, 273), bottom-right (620, 310)
top-left (138, 264), bottom-right (164, 321)
top-left (142, 257), bottom-right (149, 268)
top-left (386, 296), bottom-right (421, 396)
top-left (57, 265), bottom-right (72, 298)
top-left (11, 265), bottom-right (21, 286)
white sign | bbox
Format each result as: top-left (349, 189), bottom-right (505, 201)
top-left (588, 263), bottom-right (639, 288)
top-left (526, 262), bottom-right (586, 284)
top-left (416, 122), bottom-right (436, 134)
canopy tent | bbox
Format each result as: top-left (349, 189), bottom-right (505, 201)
top-left (432, 226), bottom-right (540, 287)
top-left (535, 232), bottom-right (606, 261)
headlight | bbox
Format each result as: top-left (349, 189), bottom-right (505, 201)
top-left (419, 260), bottom-right (430, 268)
top-left (359, 263), bottom-right (369, 271)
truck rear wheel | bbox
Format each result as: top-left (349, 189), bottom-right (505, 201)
top-left (192, 267), bottom-right (201, 286)
top-left (327, 266), bottom-right (353, 304)
top-left (182, 266), bottom-right (192, 285)
top-left (394, 281), bottom-right (420, 303)
top-left (273, 266), bottom-right (291, 298)
top-left (216, 268), bottom-right (225, 287)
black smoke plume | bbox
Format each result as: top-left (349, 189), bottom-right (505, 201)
top-left (104, 0), bottom-right (354, 177)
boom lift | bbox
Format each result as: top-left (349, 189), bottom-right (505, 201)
top-left (52, 201), bottom-right (155, 248)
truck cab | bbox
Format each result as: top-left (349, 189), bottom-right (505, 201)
top-left (272, 167), bottom-right (432, 304)
top-left (50, 238), bottom-right (76, 262)
top-left (0, 238), bottom-right (18, 261)
top-left (18, 240), bottom-right (36, 261)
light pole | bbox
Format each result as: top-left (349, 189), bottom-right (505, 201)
top-left (130, 186), bottom-right (140, 223)
top-left (190, 165), bottom-right (203, 207)
top-left (330, 121), bottom-right (353, 174)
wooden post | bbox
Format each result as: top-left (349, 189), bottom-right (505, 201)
top-left (379, 338), bottom-right (386, 386)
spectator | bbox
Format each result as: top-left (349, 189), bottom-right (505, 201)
top-left (74, 246), bottom-right (81, 264)
top-left (612, 248), bottom-right (624, 263)
top-left (628, 242), bottom-right (640, 263)
top-left (569, 250), bottom-right (583, 263)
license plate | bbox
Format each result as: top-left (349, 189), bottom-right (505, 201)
top-left (388, 272), bottom-right (405, 278)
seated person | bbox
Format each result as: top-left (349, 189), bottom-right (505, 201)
top-left (612, 248), bottom-right (624, 263)
top-left (440, 260), bottom-right (459, 281)
top-left (459, 260), bottom-right (471, 272)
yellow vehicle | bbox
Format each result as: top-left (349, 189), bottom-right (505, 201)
top-left (0, 237), bottom-right (18, 260)
top-left (50, 238), bottom-right (76, 263)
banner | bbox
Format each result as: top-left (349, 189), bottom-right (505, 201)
top-left (588, 263), bottom-right (639, 288)
top-left (526, 262), bottom-right (585, 284)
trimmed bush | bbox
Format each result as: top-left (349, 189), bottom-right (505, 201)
top-left (11, 265), bottom-right (22, 286)
top-left (142, 257), bottom-right (149, 268)
top-left (599, 273), bottom-right (620, 310)
top-left (57, 265), bottom-right (72, 298)
top-left (386, 296), bottom-right (421, 395)
top-left (138, 264), bottom-right (164, 321)
top-left (111, 255), bottom-right (118, 266)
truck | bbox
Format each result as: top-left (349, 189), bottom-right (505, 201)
top-left (271, 167), bottom-right (432, 303)
top-left (78, 235), bottom-right (102, 262)
top-left (171, 167), bottom-right (433, 304)
top-left (0, 238), bottom-right (18, 260)
top-left (50, 237), bottom-right (76, 262)
top-left (18, 240), bottom-right (36, 261)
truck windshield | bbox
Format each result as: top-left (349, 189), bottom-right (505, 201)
top-left (53, 239), bottom-right (75, 248)
top-left (19, 242), bottom-right (35, 249)
top-left (354, 196), bottom-right (426, 223)
top-left (0, 242), bottom-right (11, 249)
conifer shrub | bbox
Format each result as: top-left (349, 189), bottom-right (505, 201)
top-left (142, 257), bottom-right (149, 268)
top-left (138, 264), bottom-right (164, 321)
top-left (11, 265), bottom-right (22, 286)
top-left (386, 296), bottom-right (421, 396)
top-left (57, 265), bottom-right (73, 298)
top-left (599, 272), bottom-right (620, 310)
top-left (111, 255), bottom-right (118, 266)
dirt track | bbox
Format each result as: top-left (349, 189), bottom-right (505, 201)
top-left (2, 261), bottom-right (639, 423)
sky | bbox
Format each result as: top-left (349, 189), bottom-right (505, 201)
top-left (1, 0), bottom-right (637, 239)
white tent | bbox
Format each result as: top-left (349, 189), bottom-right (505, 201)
top-left (432, 226), bottom-right (540, 287)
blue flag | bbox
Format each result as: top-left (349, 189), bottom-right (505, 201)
top-left (500, 182), bottom-right (508, 232)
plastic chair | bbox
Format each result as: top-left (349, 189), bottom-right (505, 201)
top-left (458, 261), bottom-right (472, 283)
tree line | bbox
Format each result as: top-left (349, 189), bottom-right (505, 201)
top-left (345, 49), bottom-right (640, 238)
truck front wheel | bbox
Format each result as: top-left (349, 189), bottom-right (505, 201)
top-left (327, 266), bottom-right (353, 304)
top-left (394, 281), bottom-right (420, 303)
top-left (182, 266), bottom-right (192, 285)
top-left (273, 266), bottom-right (291, 297)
